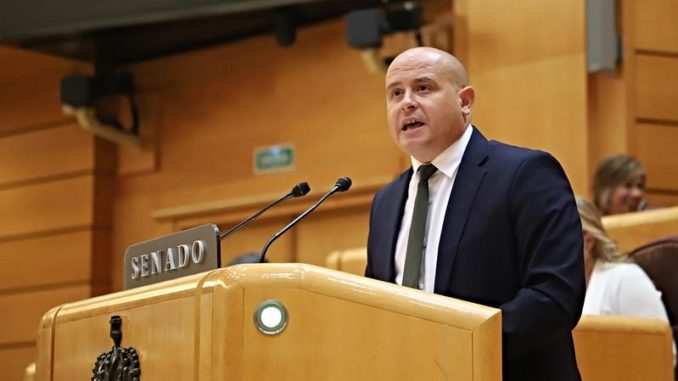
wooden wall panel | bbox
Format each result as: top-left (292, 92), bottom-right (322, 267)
top-left (116, 20), bottom-right (400, 197)
top-left (586, 72), bottom-right (629, 184)
top-left (0, 176), bottom-right (93, 239)
top-left (0, 124), bottom-right (93, 186)
top-left (111, 194), bottom-right (174, 292)
top-left (0, 46), bottom-right (85, 83)
top-left (217, 216), bottom-right (294, 265)
top-left (0, 46), bottom-right (89, 134)
top-left (0, 346), bottom-right (35, 381)
top-left (117, 92), bottom-right (161, 175)
top-left (635, 55), bottom-right (678, 122)
top-left (0, 231), bottom-right (92, 291)
top-left (296, 206), bottom-right (371, 266)
top-left (0, 285), bottom-right (90, 344)
top-left (634, 123), bottom-right (678, 191)
top-left (111, 20), bottom-right (402, 288)
top-left (0, 46), bottom-right (102, 380)
top-left (463, 0), bottom-right (589, 194)
top-left (645, 192), bottom-right (678, 208)
top-left (634, 0), bottom-right (678, 53)
top-left (0, 75), bottom-right (71, 135)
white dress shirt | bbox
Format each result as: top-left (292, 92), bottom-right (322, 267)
top-left (394, 125), bottom-right (474, 292)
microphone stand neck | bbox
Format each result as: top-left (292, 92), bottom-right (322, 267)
top-left (259, 186), bottom-right (339, 262)
top-left (220, 193), bottom-right (294, 241)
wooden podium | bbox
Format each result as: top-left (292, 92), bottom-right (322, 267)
top-left (35, 264), bottom-right (501, 380)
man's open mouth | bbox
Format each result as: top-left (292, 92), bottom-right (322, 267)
top-left (402, 120), bottom-right (424, 131)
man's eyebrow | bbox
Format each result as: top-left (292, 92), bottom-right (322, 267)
top-left (386, 81), bottom-right (402, 91)
top-left (386, 76), bottom-right (436, 90)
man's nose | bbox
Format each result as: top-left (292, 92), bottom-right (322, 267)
top-left (400, 91), bottom-right (418, 111)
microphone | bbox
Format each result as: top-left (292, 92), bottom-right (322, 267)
top-left (637, 199), bottom-right (648, 212)
top-left (259, 177), bottom-right (352, 263)
top-left (219, 182), bottom-right (310, 241)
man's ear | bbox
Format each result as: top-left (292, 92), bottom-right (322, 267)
top-left (458, 86), bottom-right (475, 115)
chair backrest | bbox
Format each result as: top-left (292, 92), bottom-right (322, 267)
top-left (325, 247), bottom-right (367, 275)
top-left (628, 237), bottom-right (678, 379)
top-left (603, 206), bottom-right (678, 253)
top-left (628, 237), bottom-right (678, 325)
top-left (573, 315), bottom-right (675, 381)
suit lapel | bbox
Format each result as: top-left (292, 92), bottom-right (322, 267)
top-left (434, 128), bottom-right (488, 294)
top-left (380, 169), bottom-right (412, 282)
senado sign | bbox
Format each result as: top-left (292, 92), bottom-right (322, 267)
top-left (124, 224), bottom-right (221, 289)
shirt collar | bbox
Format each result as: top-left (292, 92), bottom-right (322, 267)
top-left (411, 124), bottom-right (474, 178)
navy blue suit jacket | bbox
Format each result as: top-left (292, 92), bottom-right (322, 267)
top-left (366, 128), bottom-right (585, 381)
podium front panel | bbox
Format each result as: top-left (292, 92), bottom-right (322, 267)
top-left (37, 264), bottom-right (501, 381)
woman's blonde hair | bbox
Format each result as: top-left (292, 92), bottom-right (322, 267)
top-left (593, 154), bottom-right (645, 214)
top-left (575, 196), bottom-right (627, 262)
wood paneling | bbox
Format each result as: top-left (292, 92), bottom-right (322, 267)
top-left (603, 206), bottom-right (678, 253)
top-left (0, 230), bottom-right (92, 291)
top-left (0, 75), bottom-right (72, 135)
top-left (326, 247), bottom-right (367, 276)
top-left (53, 296), bottom-right (197, 381)
top-left (0, 176), bottom-right (93, 240)
top-left (39, 265), bottom-right (500, 380)
top-left (635, 55), bottom-right (678, 122)
top-left (465, 0), bottom-right (589, 194)
top-left (111, 194), bottom-right (174, 292)
top-left (470, 56), bottom-right (589, 193)
top-left (466, 1), bottom-right (585, 71)
top-left (116, 20), bottom-right (399, 197)
top-left (0, 46), bottom-right (86, 84)
top-left (634, 0), bottom-right (678, 53)
top-left (218, 215), bottom-right (294, 265)
top-left (296, 206), bottom-right (371, 266)
top-left (646, 192), bottom-right (678, 208)
top-left (116, 92), bottom-right (161, 176)
top-left (634, 123), bottom-right (678, 191)
top-left (0, 285), bottom-right (90, 344)
top-left (0, 124), bottom-right (93, 186)
top-left (574, 315), bottom-right (674, 381)
top-left (587, 71), bottom-right (629, 181)
top-left (0, 46), bottom-right (89, 134)
top-left (0, 346), bottom-right (35, 381)
top-left (0, 44), bottom-right (107, 381)
top-left (111, 19), bottom-right (403, 289)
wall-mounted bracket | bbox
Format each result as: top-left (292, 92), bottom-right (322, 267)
top-left (61, 70), bottom-right (141, 146)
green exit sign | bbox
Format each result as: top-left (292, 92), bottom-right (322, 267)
top-left (254, 144), bottom-right (295, 173)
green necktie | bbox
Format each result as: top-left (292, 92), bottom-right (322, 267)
top-left (402, 164), bottom-right (438, 289)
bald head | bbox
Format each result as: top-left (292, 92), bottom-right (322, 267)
top-left (387, 47), bottom-right (469, 89)
top-left (383, 46), bottom-right (475, 162)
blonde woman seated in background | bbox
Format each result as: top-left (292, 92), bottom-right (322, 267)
top-left (593, 153), bottom-right (647, 215)
top-left (577, 197), bottom-right (675, 363)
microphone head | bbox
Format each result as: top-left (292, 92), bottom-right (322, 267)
top-left (291, 182), bottom-right (311, 197)
top-left (335, 177), bottom-right (352, 192)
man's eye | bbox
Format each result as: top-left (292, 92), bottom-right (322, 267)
top-left (392, 90), bottom-right (402, 97)
top-left (418, 85), bottom-right (430, 92)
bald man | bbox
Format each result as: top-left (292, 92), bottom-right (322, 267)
top-left (365, 47), bottom-right (585, 380)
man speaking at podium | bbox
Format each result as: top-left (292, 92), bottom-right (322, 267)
top-left (365, 47), bottom-right (585, 381)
